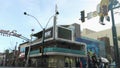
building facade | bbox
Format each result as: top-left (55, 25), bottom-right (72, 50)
top-left (19, 25), bottom-right (87, 68)
top-left (81, 23), bottom-right (120, 47)
top-left (81, 23), bottom-right (120, 61)
top-left (76, 37), bottom-right (106, 57)
top-left (0, 53), bottom-right (4, 66)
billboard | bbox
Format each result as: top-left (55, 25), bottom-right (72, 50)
top-left (44, 26), bottom-right (73, 41)
top-left (57, 26), bottom-right (73, 41)
top-left (76, 37), bottom-right (106, 57)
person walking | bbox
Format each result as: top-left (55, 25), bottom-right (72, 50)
top-left (92, 53), bottom-right (98, 68)
top-left (99, 57), bottom-right (104, 68)
top-left (87, 52), bottom-right (93, 68)
top-left (80, 60), bottom-right (83, 68)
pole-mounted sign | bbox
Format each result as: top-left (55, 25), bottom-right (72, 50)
top-left (87, 11), bottom-right (98, 20)
top-left (97, 0), bottom-right (110, 25)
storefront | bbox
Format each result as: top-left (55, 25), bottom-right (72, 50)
top-left (29, 55), bottom-right (86, 68)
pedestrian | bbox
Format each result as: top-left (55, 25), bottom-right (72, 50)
top-left (92, 53), bottom-right (98, 68)
top-left (99, 57), bottom-right (104, 68)
top-left (80, 60), bottom-right (83, 68)
top-left (87, 52), bottom-right (93, 68)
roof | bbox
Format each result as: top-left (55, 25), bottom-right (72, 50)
top-left (32, 30), bottom-right (43, 38)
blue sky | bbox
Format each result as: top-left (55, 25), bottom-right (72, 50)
top-left (0, 0), bottom-right (120, 52)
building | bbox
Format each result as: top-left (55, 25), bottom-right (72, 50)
top-left (81, 23), bottom-right (120, 47)
top-left (98, 37), bottom-right (112, 57)
top-left (76, 36), bottom-right (106, 57)
top-left (81, 23), bottom-right (120, 61)
top-left (0, 53), bottom-right (4, 66)
top-left (19, 24), bottom-right (87, 68)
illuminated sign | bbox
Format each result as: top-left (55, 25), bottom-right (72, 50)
top-left (44, 27), bottom-right (53, 40)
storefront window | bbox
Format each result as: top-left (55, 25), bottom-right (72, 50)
top-left (64, 57), bottom-right (74, 67)
top-left (48, 57), bottom-right (57, 67)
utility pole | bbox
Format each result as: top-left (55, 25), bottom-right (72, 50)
top-left (53, 4), bottom-right (59, 40)
top-left (25, 30), bottom-right (33, 67)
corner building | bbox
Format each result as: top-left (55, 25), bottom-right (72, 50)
top-left (19, 25), bottom-right (87, 68)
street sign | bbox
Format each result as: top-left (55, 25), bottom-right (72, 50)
top-left (87, 12), bottom-right (93, 19)
top-left (87, 11), bottom-right (98, 19)
top-left (93, 11), bottom-right (98, 17)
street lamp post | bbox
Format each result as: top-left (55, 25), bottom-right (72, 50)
top-left (24, 30), bottom-right (34, 67)
top-left (110, 1), bottom-right (120, 68)
top-left (24, 12), bottom-right (44, 67)
top-left (24, 9), bottom-right (59, 67)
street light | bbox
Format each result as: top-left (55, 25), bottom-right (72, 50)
top-left (24, 12), bottom-right (43, 29)
top-left (24, 9), bottom-right (59, 67)
top-left (109, 0), bottom-right (120, 68)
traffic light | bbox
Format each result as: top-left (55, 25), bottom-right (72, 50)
top-left (80, 10), bottom-right (85, 22)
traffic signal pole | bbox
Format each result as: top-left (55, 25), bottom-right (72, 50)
top-left (110, 3), bottom-right (120, 68)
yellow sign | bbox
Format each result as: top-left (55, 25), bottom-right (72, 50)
top-left (100, 0), bottom-right (109, 16)
top-left (100, 0), bottom-right (109, 6)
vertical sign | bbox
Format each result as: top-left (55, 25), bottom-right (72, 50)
top-left (99, 0), bottom-right (109, 16)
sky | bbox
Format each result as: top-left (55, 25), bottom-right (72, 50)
top-left (0, 0), bottom-right (120, 53)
